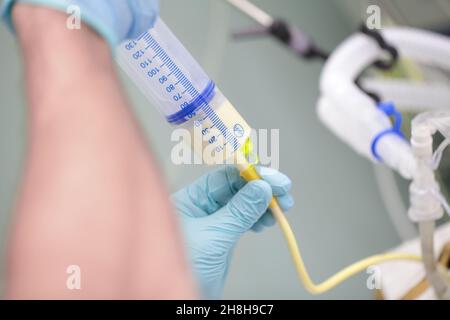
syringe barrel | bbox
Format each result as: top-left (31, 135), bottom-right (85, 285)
top-left (116, 18), bottom-right (213, 125)
top-left (116, 18), bottom-right (252, 165)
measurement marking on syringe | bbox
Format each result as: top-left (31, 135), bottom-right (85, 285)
top-left (202, 106), bottom-right (239, 150)
top-left (145, 38), bottom-right (195, 101)
top-left (160, 56), bottom-right (171, 65)
top-left (172, 67), bottom-right (181, 75)
top-left (180, 78), bottom-right (189, 87)
top-left (140, 33), bottom-right (240, 151)
top-left (137, 32), bottom-right (147, 41)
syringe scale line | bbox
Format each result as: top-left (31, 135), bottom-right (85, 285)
top-left (209, 116), bottom-right (238, 148)
top-left (148, 40), bottom-right (157, 49)
top-left (148, 42), bottom-right (157, 51)
top-left (173, 69), bottom-right (183, 78)
top-left (210, 114), bottom-right (223, 126)
top-left (137, 32), bottom-right (148, 41)
top-left (153, 49), bottom-right (161, 59)
top-left (146, 35), bottom-right (156, 45)
top-left (161, 55), bottom-right (170, 63)
top-left (213, 120), bottom-right (224, 130)
top-left (202, 107), bottom-right (230, 139)
top-left (209, 113), bottom-right (222, 125)
top-left (156, 49), bottom-right (169, 60)
top-left (182, 83), bottom-right (194, 94)
top-left (143, 38), bottom-right (152, 47)
top-left (180, 78), bottom-right (189, 87)
top-left (165, 63), bottom-right (174, 71)
top-left (170, 65), bottom-right (181, 73)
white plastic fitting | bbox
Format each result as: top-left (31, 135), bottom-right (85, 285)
top-left (408, 115), bottom-right (444, 222)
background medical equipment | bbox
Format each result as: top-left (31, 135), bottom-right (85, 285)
top-left (203, 0), bottom-right (450, 298)
top-left (317, 27), bottom-right (450, 180)
top-left (313, 10), bottom-right (450, 299)
top-left (116, 15), bottom-right (421, 296)
top-left (225, 0), bottom-right (328, 60)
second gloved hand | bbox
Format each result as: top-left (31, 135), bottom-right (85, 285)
top-left (172, 166), bottom-right (294, 299)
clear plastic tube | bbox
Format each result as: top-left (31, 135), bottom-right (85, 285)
top-left (410, 111), bottom-right (450, 298)
top-left (419, 221), bottom-right (450, 299)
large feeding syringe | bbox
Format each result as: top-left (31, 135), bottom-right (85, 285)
top-left (117, 18), bottom-right (252, 166)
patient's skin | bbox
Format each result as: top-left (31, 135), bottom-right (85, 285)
top-left (6, 5), bottom-right (197, 299)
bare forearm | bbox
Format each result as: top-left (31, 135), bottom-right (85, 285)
top-left (8, 5), bottom-right (196, 299)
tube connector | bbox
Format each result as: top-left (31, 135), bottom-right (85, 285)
top-left (411, 124), bottom-right (434, 159)
top-left (408, 120), bottom-right (443, 222)
top-left (408, 181), bottom-right (443, 222)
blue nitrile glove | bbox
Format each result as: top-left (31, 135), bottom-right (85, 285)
top-left (1, 0), bottom-right (159, 48)
top-left (172, 165), bottom-right (294, 299)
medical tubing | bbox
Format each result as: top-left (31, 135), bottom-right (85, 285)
top-left (318, 32), bottom-right (417, 179)
top-left (419, 221), bottom-right (450, 298)
top-left (360, 79), bottom-right (450, 111)
top-left (381, 28), bottom-right (450, 70)
top-left (319, 27), bottom-right (450, 179)
top-left (237, 160), bottom-right (421, 295)
top-left (433, 139), bottom-right (450, 170)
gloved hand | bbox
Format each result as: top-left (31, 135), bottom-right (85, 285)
top-left (172, 165), bottom-right (294, 299)
top-left (1, 0), bottom-right (159, 47)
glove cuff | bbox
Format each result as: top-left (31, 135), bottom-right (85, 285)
top-left (1, 0), bottom-right (15, 32)
top-left (1, 0), bottom-right (119, 48)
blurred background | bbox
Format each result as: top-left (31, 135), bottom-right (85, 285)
top-left (0, 0), bottom-right (449, 299)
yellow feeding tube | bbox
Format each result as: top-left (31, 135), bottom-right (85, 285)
top-left (235, 147), bottom-right (421, 295)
